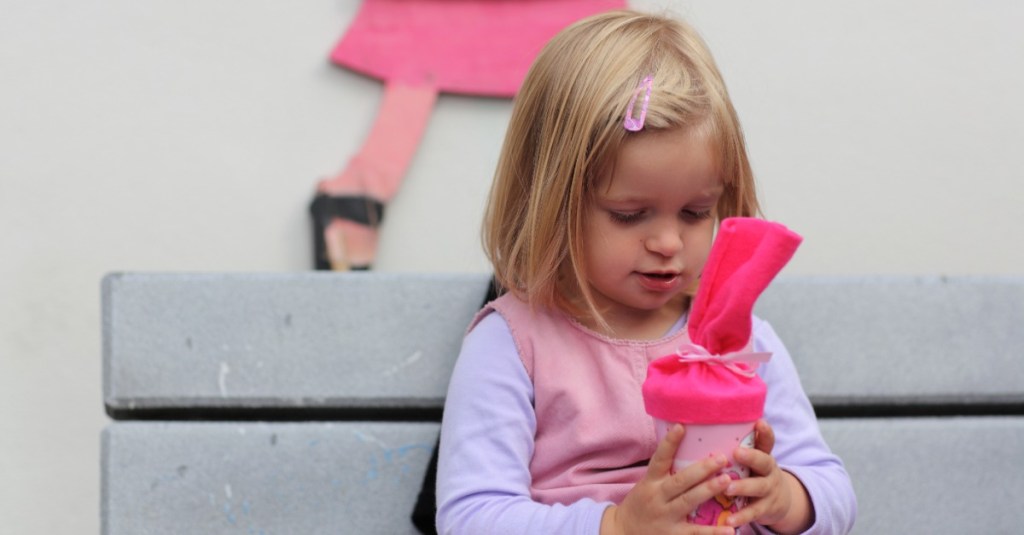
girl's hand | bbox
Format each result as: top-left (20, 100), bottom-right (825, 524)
top-left (601, 424), bottom-right (738, 535)
top-left (723, 420), bottom-right (813, 534)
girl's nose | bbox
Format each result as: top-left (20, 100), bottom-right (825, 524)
top-left (644, 225), bottom-right (684, 257)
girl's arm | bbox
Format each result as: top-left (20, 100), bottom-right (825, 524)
top-left (753, 318), bottom-right (858, 534)
top-left (436, 312), bottom-right (611, 534)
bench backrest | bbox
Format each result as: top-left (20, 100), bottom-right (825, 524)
top-left (102, 273), bottom-right (1024, 534)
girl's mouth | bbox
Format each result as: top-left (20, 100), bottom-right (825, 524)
top-left (637, 272), bottom-right (681, 292)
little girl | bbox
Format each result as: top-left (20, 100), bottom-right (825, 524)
top-left (436, 10), bottom-right (856, 535)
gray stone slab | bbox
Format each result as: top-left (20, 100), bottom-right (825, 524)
top-left (106, 273), bottom-right (1024, 412)
top-left (102, 422), bottom-right (439, 535)
top-left (103, 272), bottom-right (491, 413)
top-left (819, 416), bottom-right (1024, 534)
top-left (757, 276), bottom-right (1024, 405)
top-left (102, 418), bottom-right (1024, 534)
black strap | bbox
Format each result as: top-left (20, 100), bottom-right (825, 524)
top-left (309, 194), bottom-right (386, 270)
top-left (410, 442), bottom-right (440, 534)
top-left (309, 194), bottom-right (385, 227)
top-left (411, 277), bottom-right (500, 534)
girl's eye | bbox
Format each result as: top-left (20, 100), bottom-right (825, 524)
top-left (610, 210), bottom-right (645, 224)
top-left (681, 209), bottom-right (713, 221)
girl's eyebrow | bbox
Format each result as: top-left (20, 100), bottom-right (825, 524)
top-left (596, 192), bottom-right (655, 205)
top-left (694, 187), bottom-right (725, 201)
top-left (596, 178), bottom-right (725, 203)
top-left (599, 192), bottom-right (721, 207)
top-left (692, 183), bottom-right (726, 201)
top-left (598, 192), bottom-right (644, 202)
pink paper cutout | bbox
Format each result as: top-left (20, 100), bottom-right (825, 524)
top-left (319, 81), bottom-right (437, 202)
top-left (317, 0), bottom-right (626, 269)
top-left (331, 0), bottom-right (626, 96)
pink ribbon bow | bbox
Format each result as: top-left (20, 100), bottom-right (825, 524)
top-left (675, 342), bottom-right (772, 378)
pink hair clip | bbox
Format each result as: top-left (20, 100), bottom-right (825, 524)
top-left (623, 74), bottom-right (653, 132)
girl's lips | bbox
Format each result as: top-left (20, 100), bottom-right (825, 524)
top-left (636, 272), bottom-right (681, 292)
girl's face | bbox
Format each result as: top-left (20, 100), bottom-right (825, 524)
top-left (581, 127), bottom-right (722, 338)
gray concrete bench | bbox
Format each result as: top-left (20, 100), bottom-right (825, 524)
top-left (102, 273), bottom-right (1024, 534)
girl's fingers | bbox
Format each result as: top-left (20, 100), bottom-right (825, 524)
top-left (754, 419), bottom-right (775, 454)
top-left (663, 450), bottom-right (729, 498)
top-left (734, 446), bottom-right (777, 478)
top-left (694, 525), bottom-right (742, 535)
top-left (724, 469), bottom-right (769, 500)
top-left (648, 424), bottom-right (686, 475)
top-left (668, 469), bottom-right (732, 509)
top-left (722, 474), bottom-right (771, 529)
top-left (725, 501), bottom-right (763, 530)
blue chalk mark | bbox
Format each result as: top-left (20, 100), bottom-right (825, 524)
top-left (365, 454), bottom-right (380, 483)
top-left (362, 442), bottom-right (435, 485)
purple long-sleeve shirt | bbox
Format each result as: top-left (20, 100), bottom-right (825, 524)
top-left (437, 312), bottom-right (856, 534)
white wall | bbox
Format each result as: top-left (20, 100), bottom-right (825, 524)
top-left (1, 1), bottom-right (1021, 533)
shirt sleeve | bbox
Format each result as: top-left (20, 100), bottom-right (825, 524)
top-left (436, 311), bottom-right (611, 534)
top-left (754, 318), bottom-right (858, 534)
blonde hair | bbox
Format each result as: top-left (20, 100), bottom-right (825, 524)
top-left (483, 9), bottom-right (760, 321)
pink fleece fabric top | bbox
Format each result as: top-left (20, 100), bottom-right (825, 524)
top-left (643, 218), bottom-right (803, 424)
top-left (644, 353), bottom-right (766, 424)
